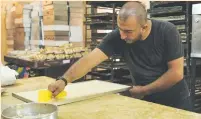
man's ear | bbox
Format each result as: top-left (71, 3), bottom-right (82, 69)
top-left (141, 24), bottom-right (147, 33)
top-left (142, 24), bottom-right (148, 29)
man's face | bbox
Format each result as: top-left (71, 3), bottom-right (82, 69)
top-left (117, 16), bottom-right (143, 44)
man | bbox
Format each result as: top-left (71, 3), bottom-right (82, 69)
top-left (48, 2), bottom-right (192, 111)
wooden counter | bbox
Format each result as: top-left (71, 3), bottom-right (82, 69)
top-left (1, 76), bottom-right (201, 119)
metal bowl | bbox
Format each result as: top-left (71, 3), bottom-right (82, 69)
top-left (1, 103), bottom-right (58, 119)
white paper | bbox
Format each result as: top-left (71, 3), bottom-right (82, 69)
top-left (32, 17), bottom-right (40, 22)
top-left (31, 11), bottom-right (39, 17)
top-left (63, 60), bottom-right (70, 64)
top-left (23, 14), bottom-right (31, 19)
top-left (25, 36), bottom-right (30, 40)
top-left (23, 24), bottom-right (31, 28)
top-left (33, 6), bottom-right (40, 11)
top-left (25, 32), bottom-right (31, 37)
top-left (192, 4), bottom-right (201, 14)
top-left (23, 9), bottom-right (32, 14)
top-left (43, 25), bottom-right (70, 31)
top-left (69, 26), bottom-right (83, 42)
top-left (24, 4), bottom-right (33, 10)
top-left (23, 19), bottom-right (31, 23)
top-left (24, 27), bottom-right (31, 32)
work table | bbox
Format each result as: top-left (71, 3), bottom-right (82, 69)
top-left (1, 76), bottom-right (201, 119)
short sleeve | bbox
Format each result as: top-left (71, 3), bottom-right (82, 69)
top-left (165, 26), bottom-right (184, 62)
top-left (97, 29), bottom-right (123, 57)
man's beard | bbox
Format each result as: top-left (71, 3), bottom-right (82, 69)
top-left (125, 34), bottom-right (143, 44)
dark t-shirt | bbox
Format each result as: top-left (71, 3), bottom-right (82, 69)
top-left (97, 19), bottom-right (189, 103)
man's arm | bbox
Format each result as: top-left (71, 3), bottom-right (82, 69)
top-left (142, 24), bottom-right (184, 95)
top-left (130, 24), bottom-right (184, 98)
top-left (63, 48), bottom-right (108, 83)
top-left (49, 29), bottom-right (120, 96)
top-left (143, 57), bottom-right (184, 95)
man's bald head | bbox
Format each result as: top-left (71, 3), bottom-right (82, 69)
top-left (118, 1), bottom-right (147, 26)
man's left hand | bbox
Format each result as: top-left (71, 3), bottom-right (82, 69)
top-left (129, 86), bottom-right (148, 99)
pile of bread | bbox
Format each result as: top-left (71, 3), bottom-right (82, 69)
top-left (7, 43), bottom-right (90, 61)
top-left (31, 44), bottom-right (90, 61)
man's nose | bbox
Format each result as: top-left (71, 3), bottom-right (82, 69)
top-left (120, 32), bottom-right (127, 40)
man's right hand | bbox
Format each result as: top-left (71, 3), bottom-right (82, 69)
top-left (48, 80), bottom-right (66, 97)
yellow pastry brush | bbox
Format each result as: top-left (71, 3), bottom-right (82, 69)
top-left (38, 90), bottom-right (67, 102)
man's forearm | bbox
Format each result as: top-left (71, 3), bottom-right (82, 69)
top-left (143, 68), bottom-right (184, 95)
top-left (62, 57), bottom-right (92, 83)
top-left (62, 48), bottom-right (108, 83)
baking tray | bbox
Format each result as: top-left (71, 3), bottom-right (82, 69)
top-left (84, 20), bottom-right (114, 25)
top-left (85, 13), bottom-right (117, 20)
top-left (86, 1), bottom-right (125, 8)
top-left (151, 1), bottom-right (186, 8)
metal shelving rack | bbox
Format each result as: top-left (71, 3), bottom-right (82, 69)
top-left (84, 1), bottom-right (131, 84)
top-left (84, 2), bottom-right (119, 49)
top-left (190, 2), bottom-right (201, 113)
top-left (150, 1), bottom-right (201, 112)
top-left (149, 1), bottom-right (191, 88)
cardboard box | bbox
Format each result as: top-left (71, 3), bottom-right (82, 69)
top-left (6, 29), bottom-right (16, 37)
top-left (71, 42), bottom-right (83, 47)
top-left (44, 31), bottom-right (69, 36)
top-left (70, 8), bottom-right (83, 13)
top-left (6, 12), bottom-right (16, 29)
top-left (31, 22), bottom-right (40, 41)
top-left (43, 15), bottom-right (68, 25)
top-left (6, 3), bottom-right (15, 11)
top-left (7, 39), bottom-right (14, 45)
top-left (70, 13), bottom-right (83, 18)
top-left (14, 28), bottom-right (25, 50)
top-left (43, 20), bottom-right (68, 25)
top-left (43, 1), bottom-right (53, 6)
top-left (43, 8), bottom-right (68, 16)
top-left (7, 38), bottom-right (14, 50)
top-left (7, 44), bottom-right (14, 49)
top-left (15, 13), bottom-right (23, 19)
top-left (14, 42), bottom-right (25, 50)
top-left (15, 18), bottom-right (23, 24)
top-left (15, 17), bottom-right (31, 28)
top-left (44, 35), bottom-right (69, 40)
top-left (15, 4), bottom-right (24, 16)
top-left (7, 36), bottom-right (15, 41)
top-left (15, 28), bottom-right (25, 34)
top-left (70, 18), bottom-right (83, 26)
top-left (15, 24), bottom-right (24, 28)
top-left (69, 1), bottom-right (83, 7)
top-left (43, 4), bottom-right (67, 11)
top-left (43, 25), bottom-right (69, 31)
top-left (43, 1), bottom-right (67, 6)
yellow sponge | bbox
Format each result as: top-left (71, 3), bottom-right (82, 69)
top-left (38, 90), bottom-right (52, 102)
top-left (38, 90), bottom-right (67, 102)
top-left (55, 90), bottom-right (67, 99)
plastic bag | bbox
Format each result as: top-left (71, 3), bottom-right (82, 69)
top-left (0, 65), bottom-right (18, 86)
